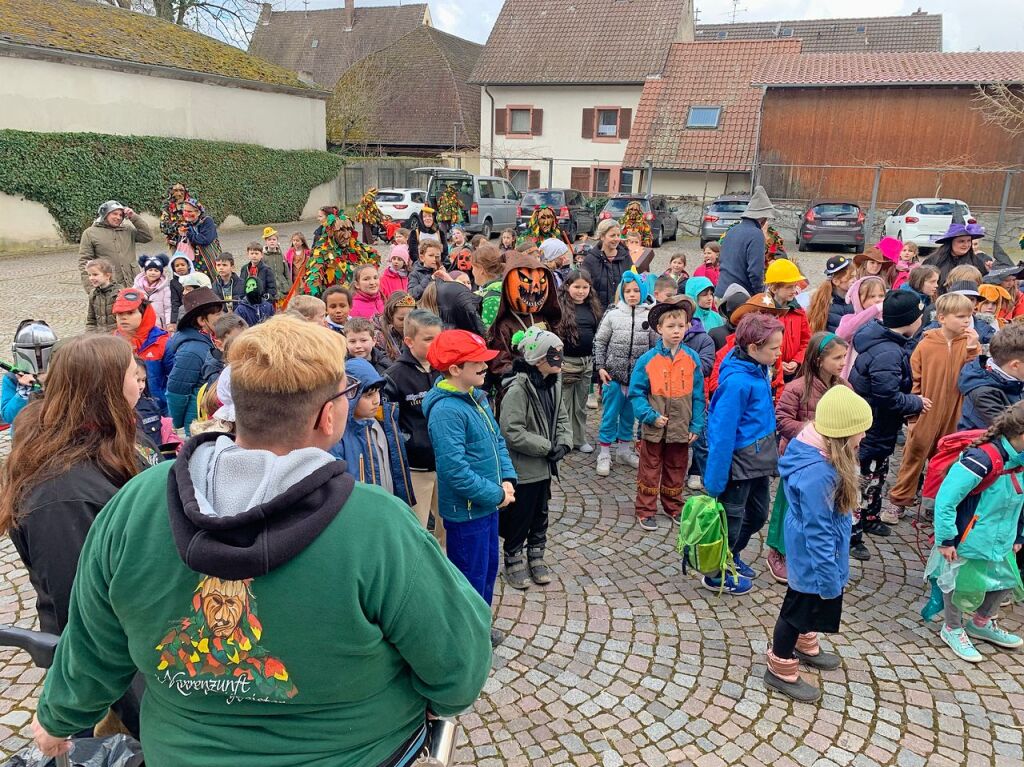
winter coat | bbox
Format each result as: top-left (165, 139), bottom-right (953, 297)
top-left (684, 318), bottom-right (715, 377)
top-left (330, 360), bottom-right (415, 507)
top-left (201, 347), bottom-right (225, 386)
top-left (133, 272), bottom-right (172, 328)
top-left (593, 299), bottom-right (651, 385)
top-left (958, 356), bottom-right (1024, 430)
top-left (582, 244), bottom-right (632, 308)
top-left (849, 320), bottom-right (923, 459)
top-left (407, 262), bottom-right (435, 300)
top-left (182, 215), bottom-right (221, 275)
top-left (629, 340), bottom-right (706, 444)
top-left (235, 298), bottom-right (275, 327)
top-left (778, 300), bottom-right (811, 368)
top-left (776, 375), bottom-right (852, 450)
top-left (498, 365), bottom-right (572, 484)
top-left (684, 277), bottom-right (725, 332)
top-left (383, 348), bottom-right (441, 471)
top-left (826, 289), bottom-right (854, 332)
top-left (714, 217), bottom-right (765, 299)
top-left (422, 380), bottom-right (517, 523)
top-left (436, 281), bottom-right (486, 336)
top-left (408, 225), bottom-right (448, 264)
top-left (1, 372), bottom-right (31, 430)
top-left (136, 395), bottom-right (164, 448)
top-left (693, 264), bottom-right (719, 285)
top-left (86, 282), bottom-right (119, 332)
top-left (934, 437), bottom-right (1024, 561)
top-left (704, 348), bottom-right (778, 497)
top-left (379, 266), bottom-right (409, 298)
top-left (241, 260), bottom-right (278, 302)
top-left (165, 328), bottom-right (215, 432)
top-left (779, 432), bottom-right (852, 600)
top-left (169, 275), bottom-right (185, 325)
top-left (350, 290), bottom-right (385, 320)
top-left (114, 304), bottom-right (170, 413)
top-left (77, 213), bottom-right (153, 291)
top-left (212, 274), bottom-right (245, 304)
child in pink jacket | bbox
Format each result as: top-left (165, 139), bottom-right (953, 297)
top-left (133, 254), bottom-right (172, 328)
top-left (349, 264), bottom-right (385, 320)
top-left (380, 244), bottom-right (411, 298)
top-left (837, 275), bottom-right (886, 379)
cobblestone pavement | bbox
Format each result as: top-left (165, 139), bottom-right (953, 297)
top-left (2, 234), bottom-right (1020, 765)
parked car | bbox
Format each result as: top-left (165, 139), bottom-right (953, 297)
top-left (375, 188), bottom-right (426, 228)
top-left (598, 194), bottom-right (679, 247)
top-left (412, 167), bottom-right (521, 238)
top-left (700, 194), bottom-right (749, 247)
top-left (516, 188), bottom-right (597, 241)
top-left (797, 200), bottom-right (866, 253)
top-left (882, 198), bottom-right (975, 249)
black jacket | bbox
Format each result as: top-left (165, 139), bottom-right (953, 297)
top-left (563, 302), bottom-right (598, 358)
top-left (408, 225), bottom-right (448, 264)
top-left (384, 348), bottom-right (441, 471)
top-left (212, 274), bottom-right (246, 304)
top-left (170, 276), bottom-right (185, 324)
top-left (136, 395), bottom-right (163, 447)
top-left (201, 347), bottom-right (225, 386)
top-left (826, 290), bottom-right (854, 332)
top-left (958, 356), bottom-right (1024, 430)
top-left (10, 462), bottom-right (122, 634)
top-left (582, 244), bottom-right (632, 308)
top-left (436, 280), bottom-right (486, 335)
top-left (709, 321), bottom-right (735, 352)
top-left (408, 262), bottom-right (435, 300)
top-left (242, 260), bottom-right (278, 302)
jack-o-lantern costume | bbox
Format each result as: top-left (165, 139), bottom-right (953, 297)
top-left (619, 201), bottom-right (653, 248)
top-left (522, 206), bottom-right (571, 248)
top-left (487, 253), bottom-right (562, 378)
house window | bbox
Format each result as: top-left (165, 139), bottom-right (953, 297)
top-left (593, 168), bottom-right (611, 194)
top-left (596, 109), bottom-right (619, 137)
top-left (619, 170), bottom-right (635, 194)
top-left (311, 39), bottom-right (319, 48)
top-left (686, 106), bottom-right (722, 129)
top-left (507, 168), bottom-right (530, 193)
top-left (780, 27), bottom-right (793, 37)
top-left (856, 25), bottom-right (866, 33)
top-left (717, 31), bottom-right (728, 39)
top-left (509, 109), bottom-right (532, 135)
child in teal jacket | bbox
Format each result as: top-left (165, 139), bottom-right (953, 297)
top-left (928, 402), bottom-right (1024, 663)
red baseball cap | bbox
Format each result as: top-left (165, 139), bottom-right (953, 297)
top-left (427, 330), bottom-right (498, 370)
top-left (112, 287), bottom-right (146, 314)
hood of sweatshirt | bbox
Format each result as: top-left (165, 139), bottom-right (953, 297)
top-left (422, 379), bottom-right (488, 420)
top-left (778, 432), bottom-right (831, 480)
top-left (846, 276), bottom-right (885, 312)
top-left (168, 432), bottom-right (354, 580)
top-left (683, 276), bottom-right (715, 301)
top-left (344, 357), bottom-right (385, 424)
top-left (959, 356), bottom-right (1024, 398)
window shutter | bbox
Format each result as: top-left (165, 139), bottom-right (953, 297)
top-left (582, 108), bottom-right (595, 139)
top-left (531, 108), bottom-right (544, 136)
top-left (529, 170), bottom-right (541, 188)
top-left (494, 108), bottom-right (507, 135)
top-left (619, 108), bottom-right (632, 139)
top-left (570, 167), bottom-right (591, 194)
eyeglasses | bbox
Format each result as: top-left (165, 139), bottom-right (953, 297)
top-left (313, 379), bottom-right (361, 430)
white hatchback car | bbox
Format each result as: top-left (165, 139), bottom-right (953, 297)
top-left (882, 198), bottom-right (975, 249)
top-left (375, 189), bottom-right (427, 228)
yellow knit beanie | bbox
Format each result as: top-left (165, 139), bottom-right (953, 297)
top-left (814, 386), bottom-right (873, 438)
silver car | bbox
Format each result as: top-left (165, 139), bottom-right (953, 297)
top-left (700, 194), bottom-right (749, 247)
top-left (412, 167), bottom-right (521, 238)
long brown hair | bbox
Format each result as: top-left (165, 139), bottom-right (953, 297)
top-left (824, 435), bottom-right (860, 514)
top-left (806, 278), bottom-right (841, 334)
top-left (380, 291), bottom-right (413, 360)
top-left (0, 335), bottom-right (141, 534)
top-left (799, 332), bottom-right (848, 409)
top-left (557, 269), bottom-right (602, 346)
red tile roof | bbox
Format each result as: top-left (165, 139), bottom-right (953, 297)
top-left (696, 13), bottom-right (942, 53)
top-left (470, 0), bottom-right (691, 85)
top-left (623, 40), bottom-right (802, 172)
top-left (755, 52), bottom-right (1024, 87)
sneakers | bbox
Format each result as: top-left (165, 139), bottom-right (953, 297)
top-left (966, 618), bottom-right (1024, 649)
top-left (879, 509), bottom-right (900, 526)
top-left (863, 519), bottom-right (891, 537)
top-left (850, 542), bottom-right (871, 561)
top-left (766, 549), bottom-right (788, 584)
top-left (733, 555), bottom-right (756, 579)
top-left (616, 445), bottom-right (640, 469)
top-left (503, 551), bottom-right (530, 590)
top-left (586, 393), bottom-right (598, 410)
top-left (638, 516), bottom-right (658, 531)
top-left (596, 452), bottom-right (611, 476)
top-left (686, 475), bottom-right (703, 491)
top-left (701, 574), bottom-right (753, 595)
top-left (940, 624), bottom-right (983, 663)
top-left (578, 442), bottom-right (594, 454)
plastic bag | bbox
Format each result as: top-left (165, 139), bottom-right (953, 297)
top-left (2, 735), bottom-right (143, 767)
top-left (173, 240), bottom-right (195, 264)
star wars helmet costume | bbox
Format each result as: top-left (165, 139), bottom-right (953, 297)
top-left (12, 320), bottom-right (57, 375)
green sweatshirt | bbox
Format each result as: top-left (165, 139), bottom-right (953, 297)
top-left (38, 454), bottom-right (492, 767)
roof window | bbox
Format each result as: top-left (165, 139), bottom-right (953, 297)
top-left (687, 106), bottom-right (722, 129)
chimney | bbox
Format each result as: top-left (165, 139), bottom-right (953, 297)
top-left (675, 0), bottom-right (695, 42)
top-left (259, 2), bottom-right (272, 26)
top-left (345, 0), bottom-right (354, 32)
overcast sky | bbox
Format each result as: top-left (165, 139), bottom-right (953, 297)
top-left (299, 0), bottom-right (1023, 52)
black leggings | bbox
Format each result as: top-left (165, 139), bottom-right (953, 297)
top-left (771, 616), bottom-right (800, 659)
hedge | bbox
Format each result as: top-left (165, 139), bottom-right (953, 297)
top-left (0, 130), bottom-right (344, 240)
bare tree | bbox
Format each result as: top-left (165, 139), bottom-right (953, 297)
top-left (96, 0), bottom-right (261, 46)
top-left (973, 83), bottom-right (1024, 137)
top-left (327, 56), bottom-right (392, 154)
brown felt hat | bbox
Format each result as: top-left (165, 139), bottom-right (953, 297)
top-left (729, 292), bottom-right (786, 325)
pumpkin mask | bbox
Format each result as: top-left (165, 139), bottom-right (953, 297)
top-left (506, 265), bottom-right (549, 313)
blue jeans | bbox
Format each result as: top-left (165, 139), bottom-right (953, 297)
top-left (599, 382), bottom-right (635, 445)
top-left (445, 513), bottom-right (500, 605)
top-left (688, 431), bottom-right (708, 477)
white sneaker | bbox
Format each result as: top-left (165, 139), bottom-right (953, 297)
top-left (578, 443), bottom-right (594, 454)
top-left (616, 447), bottom-right (640, 469)
top-left (586, 394), bottom-right (598, 410)
top-left (686, 475), bottom-right (703, 491)
top-left (596, 453), bottom-right (611, 476)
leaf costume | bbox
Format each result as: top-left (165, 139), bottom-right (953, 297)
top-left (354, 187), bottom-right (384, 226)
top-left (619, 201), bottom-right (653, 247)
top-left (437, 185), bottom-right (466, 224)
top-left (521, 206), bottom-right (570, 248)
top-left (296, 214), bottom-right (380, 298)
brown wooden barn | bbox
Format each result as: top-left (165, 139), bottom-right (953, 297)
top-left (753, 52), bottom-right (1024, 208)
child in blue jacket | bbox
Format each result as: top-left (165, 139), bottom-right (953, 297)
top-left (703, 311), bottom-right (785, 595)
top-left (927, 402), bottom-right (1024, 664)
top-left (766, 386), bottom-right (872, 703)
top-left (423, 330), bottom-right (516, 644)
top-left (330, 358), bottom-right (415, 507)
top-left (165, 287), bottom-right (225, 435)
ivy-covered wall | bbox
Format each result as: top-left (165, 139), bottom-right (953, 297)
top-left (0, 130), bottom-right (344, 240)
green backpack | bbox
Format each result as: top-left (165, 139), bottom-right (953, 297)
top-left (677, 495), bottom-right (735, 577)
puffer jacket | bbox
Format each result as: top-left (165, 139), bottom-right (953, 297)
top-left (628, 340), bottom-right (706, 443)
top-left (593, 300), bottom-right (651, 385)
top-left (407, 263), bottom-right (435, 300)
top-left (958, 356), bottom-right (1024, 430)
top-left (133, 272), bottom-right (172, 328)
top-left (498, 364), bottom-right (572, 484)
top-left (165, 327), bottom-right (215, 433)
top-left (934, 436), bottom-right (1024, 561)
top-left (849, 319), bottom-right (924, 459)
top-left (684, 318), bottom-right (715, 376)
top-left (77, 213), bottom-right (153, 291)
top-left (775, 375), bottom-right (852, 450)
top-left (86, 282), bottom-right (119, 332)
top-left (582, 244), bottom-right (632, 308)
top-left (826, 289), bottom-right (854, 332)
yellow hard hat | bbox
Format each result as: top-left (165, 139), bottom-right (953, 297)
top-left (764, 258), bottom-right (806, 285)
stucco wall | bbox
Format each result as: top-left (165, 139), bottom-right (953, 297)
top-left (479, 84), bottom-right (643, 189)
top-left (645, 170), bottom-right (750, 199)
top-left (0, 56), bottom-right (326, 151)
